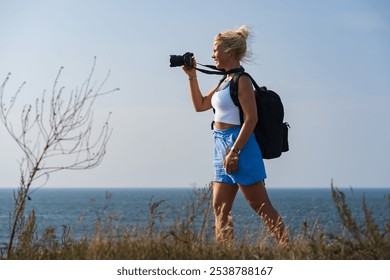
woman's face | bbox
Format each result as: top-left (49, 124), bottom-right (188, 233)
top-left (212, 41), bottom-right (230, 69)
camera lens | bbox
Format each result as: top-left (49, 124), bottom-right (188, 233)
top-left (170, 55), bottom-right (184, 67)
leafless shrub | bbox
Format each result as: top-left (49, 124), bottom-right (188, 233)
top-left (0, 58), bottom-right (119, 257)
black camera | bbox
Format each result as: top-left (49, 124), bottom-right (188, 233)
top-left (169, 52), bottom-right (194, 67)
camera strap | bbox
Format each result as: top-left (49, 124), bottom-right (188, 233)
top-left (194, 63), bottom-right (244, 76)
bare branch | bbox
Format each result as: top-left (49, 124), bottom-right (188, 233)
top-left (1, 59), bottom-right (119, 256)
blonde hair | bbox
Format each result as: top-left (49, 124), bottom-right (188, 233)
top-left (215, 25), bottom-right (251, 61)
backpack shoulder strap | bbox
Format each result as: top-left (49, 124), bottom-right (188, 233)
top-left (229, 73), bottom-right (241, 106)
top-left (229, 72), bottom-right (244, 124)
top-left (229, 71), bottom-right (263, 125)
top-left (230, 71), bottom-right (261, 94)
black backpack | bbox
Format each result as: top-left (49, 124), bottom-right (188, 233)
top-left (224, 72), bottom-right (290, 159)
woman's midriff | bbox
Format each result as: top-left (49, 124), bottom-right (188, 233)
top-left (214, 122), bottom-right (240, 130)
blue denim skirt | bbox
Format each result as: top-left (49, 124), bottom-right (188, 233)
top-left (213, 126), bottom-right (267, 186)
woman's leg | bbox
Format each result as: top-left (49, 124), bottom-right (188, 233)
top-left (239, 181), bottom-right (289, 245)
top-left (212, 182), bottom-right (239, 243)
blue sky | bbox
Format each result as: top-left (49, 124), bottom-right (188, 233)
top-left (0, 0), bottom-right (389, 189)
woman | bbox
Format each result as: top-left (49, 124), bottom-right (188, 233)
top-left (182, 26), bottom-right (288, 245)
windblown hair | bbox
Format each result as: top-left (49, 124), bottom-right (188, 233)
top-left (215, 25), bottom-right (251, 61)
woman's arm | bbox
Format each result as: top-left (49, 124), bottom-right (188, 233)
top-left (182, 58), bottom-right (215, 112)
top-left (224, 75), bottom-right (258, 173)
top-left (233, 75), bottom-right (258, 148)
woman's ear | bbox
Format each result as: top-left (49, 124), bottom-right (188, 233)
top-left (226, 49), bottom-right (235, 58)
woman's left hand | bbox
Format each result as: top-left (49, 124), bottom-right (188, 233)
top-left (224, 152), bottom-right (239, 174)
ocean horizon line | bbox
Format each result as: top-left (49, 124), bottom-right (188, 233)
top-left (1, 185), bottom-right (390, 190)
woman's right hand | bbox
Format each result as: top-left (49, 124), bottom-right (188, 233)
top-left (182, 56), bottom-right (213, 112)
top-left (182, 57), bottom-right (197, 77)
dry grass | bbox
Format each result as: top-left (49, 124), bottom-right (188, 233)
top-left (2, 183), bottom-right (390, 260)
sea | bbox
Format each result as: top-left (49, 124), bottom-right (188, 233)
top-left (1, 187), bottom-right (389, 245)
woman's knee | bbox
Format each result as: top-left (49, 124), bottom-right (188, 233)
top-left (213, 200), bottom-right (232, 217)
top-left (212, 182), bottom-right (238, 215)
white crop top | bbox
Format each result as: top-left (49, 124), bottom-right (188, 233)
top-left (211, 83), bottom-right (241, 125)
